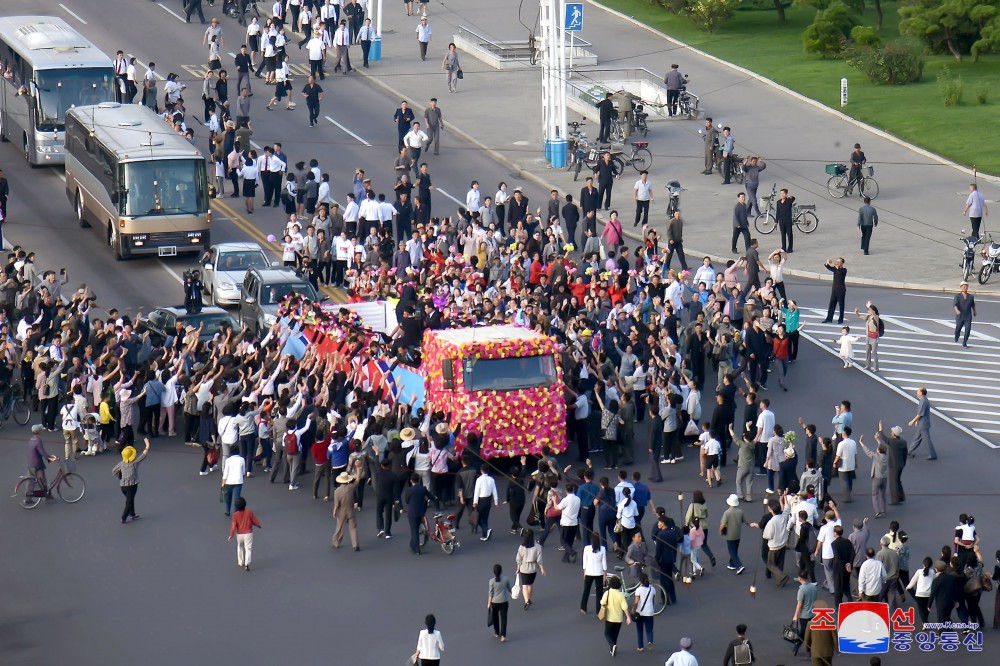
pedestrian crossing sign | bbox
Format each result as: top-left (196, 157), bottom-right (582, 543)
top-left (565, 3), bottom-right (583, 31)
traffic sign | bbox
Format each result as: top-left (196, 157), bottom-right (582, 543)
top-left (565, 3), bottom-right (583, 31)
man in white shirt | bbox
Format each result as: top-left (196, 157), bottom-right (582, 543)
top-left (113, 50), bottom-right (128, 104)
top-left (754, 398), bottom-right (775, 475)
top-left (633, 170), bottom-right (653, 228)
top-left (613, 470), bottom-right (635, 504)
top-left (333, 232), bottom-right (353, 287)
top-left (833, 427), bottom-right (857, 503)
top-left (357, 190), bottom-right (382, 238)
top-left (415, 17), bottom-right (432, 61)
top-left (814, 508), bottom-right (842, 594)
top-left (403, 122), bottom-right (429, 180)
top-left (357, 18), bottom-right (376, 67)
top-left (473, 466), bottom-right (498, 541)
top-left (332, 19), bottom-right (352, 74)
top-left (343, 192), bottom-right (360, 236)
top-left (665, 637), bottom-right (698, 666)
top-left (465, 180), bottom-right (481, 213)
top-left (857, 547), bottom-right (886, 601)
top-left (557, 483), bottom-right (582, 562)
top-left (377, 194), bottom-right (397, 229)
top-left (306, 30), bottom-right (327, 80)
top-left (221, 443), bottom-right (246, 515)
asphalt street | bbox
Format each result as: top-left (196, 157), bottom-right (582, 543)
top-left (0, 2), bottom-right (997, 665)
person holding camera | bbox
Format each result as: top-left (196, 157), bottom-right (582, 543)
top-left (184, 270), bottom-right (204, 315)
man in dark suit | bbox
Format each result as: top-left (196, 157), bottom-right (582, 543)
top-left (653, 512), bottom-right (679, 605)
top-left (877, 423), bottom-right (907, 504)
top-left (594, 152), bottom-right (619, 211)
top-left (731, 192), bottom-right (751, 254)
top-left (830, 524), bottom-right (855, 607)
top-left (595, 92), bottom-right (614, 143)
top-left (562, 194), bottom-right (581, 248)
top-left (402, 472), bottom-right (434, 554)
top-left (580, 177), bottom-right (600, 220)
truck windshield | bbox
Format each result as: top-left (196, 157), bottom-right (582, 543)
top-left (465, 355), bottom-right (556, 392)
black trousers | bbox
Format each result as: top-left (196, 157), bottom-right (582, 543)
top-left (490, 601), bottom-right (508, 637)
top-left (827, 287), bottom-right (846, 323)
top-left (307, 101), bottom-right (321, 125)
top-left (309, 58), bottom-right (325, 80)
top-left (666, 89), bottom-right (680, 115)
top-left (581, 574), bottom-right (605, 612)
top-left (731, 226), bottom-right (750, 253)
top-left (408, 513), bottom-right (423, 553)
top-left (779, 222), bottom-right (794, 252)
top-left (634, 200), bottom-right (650, 227)
top-left (599, 116), bottom-right (611, 142)
top-left (361, 40), bottom-right (371, 66)
top-left (955, 317), bottom-right (972, 345)
top-left (598, 182), bottom-right (612, 209)
top-left (376, 496), bottom-right (393, 534)
top-left (723, 155), bottom-right (733, 183)
top-left (665, 241), bottom-right (687, 270)
top-left (121, 484), bottom-right (138, 521)
top-left (860, 225), bottom-right (873, 253)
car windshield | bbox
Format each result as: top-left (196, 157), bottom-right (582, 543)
top-left (34, 68), bottom-right (114, 131)
top-left (465, 355), bottom-right (557, 392)
top-left (216, 251), bottom-right (268, 273)
top-left (121, 159), bottom-right (209, 217)
top-left (261, 282), bottom-right (316, 305)
top-left (180, 311), bottom-right (237, 335)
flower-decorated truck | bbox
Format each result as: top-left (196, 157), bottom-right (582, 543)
top-left (420, 326), bottom-right (567, 459)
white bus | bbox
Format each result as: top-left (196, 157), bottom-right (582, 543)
top-left (65, 103), bottom-right (211, 260)
top-left (0, 16), bottom-right (114, 165)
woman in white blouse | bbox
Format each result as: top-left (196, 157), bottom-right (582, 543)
top-left (414, 613), bottom-right (444, 666)
top-left (494, 182), bottom-right (510, 232)
top-left (237, 151), bottom-right (259, 214)
top-left (580, 534), bottom-right (607, 614)
top-left (906, 557), bottom-right (937, 627)
top-left (616, 487), bottom-right (639, 549)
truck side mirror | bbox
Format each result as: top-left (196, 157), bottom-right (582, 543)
top-left (442, 358), bottom-right (454, 390)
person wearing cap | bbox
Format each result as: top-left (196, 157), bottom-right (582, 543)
top-left (720, 494), bottom-right (757, 574)
top-left (848, 143), bottom-right (866, 196)
top-left (112, 437), bottom-right (151, 524)
top-left (27, 424), bottom-right (58, 496)
top-left (875, 421), bottom-right (907, 504)
top-left (665, 637), bottom-right (697, 666)
top-left (332, 471), bottom-right (360, 551)
top-left (848, 516), bottom-right (870, 600)
top-left (857, 433), bottom-right (888, 517)
top-left (953, 280), bottom-right (976, 348)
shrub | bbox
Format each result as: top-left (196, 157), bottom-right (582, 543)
top-left (804, 19), bottom-right (846, 57)
top-left (937, 65), bottom-right (964, 106)
top-left (821, 1), bottom-right (860, 36)
top-left (685, 0), bottom-right (740, 32)
top-left (975, 82), bottom-right (990, 104)
top-left (850, 25), bottom-right (881, 49)
top-left (847, 42), bottom-right (925, 84)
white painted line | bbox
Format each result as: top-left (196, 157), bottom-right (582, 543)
top-left (917, 396), bottom-right (998, 408)
top-left (59, 3), bottom-right (88, 24)
top-left (894, 386), bottom-right (999, 401)
top-left (324, 116), bottom-right (371, 146)
top-left (250, 141), bottom-right (262, 150)
top-left (157, 260), bottom-right (185, 285)
top-left (879, 315), bottom-right (934, 335)
top-left (873, 350), bottom-right (1000, 366)
top-left (904, 292), bottom-right (1000, 305)
top-left (973, 429), bottom-right (1000, 435)
top-left (939, 417), bottom-right (1000, 425)
top-left (158, 3), bottom-right (187, 22)
top-left (879, 366), bottom-right (998, 380)
top-left (800, 330), bottom-right (999, 450)
top-left (127, 55), bottom-right (166, 81)
top-left (890, 378), bottom-right (999, 393)
top-left (228, 52), bottom-right (238, 58)
top-left (435, 188), bottom-right (465, 208)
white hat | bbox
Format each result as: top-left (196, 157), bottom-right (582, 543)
top-left (890, 426), bottom-right (903, 437)
top-left (726, 494), bottom-right (740, 507)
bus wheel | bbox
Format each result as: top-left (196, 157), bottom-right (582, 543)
top-left (0, 113), bottom-right (7, 141)
top-left (109, 223), bottom-right (125, 261)
top-left (76, 192), bottom-right (90, 228)
top-left (23, 134), bottom-right (30, 162)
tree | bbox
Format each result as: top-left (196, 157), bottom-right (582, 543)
top-left (899, 0), bottom-right (999, 61)
top-left (802, 2), bottom-right (860, 57)
top-left (971, 8), bottom-right (1000, 61)
top-left (685, 0), bottom-right (740, 32)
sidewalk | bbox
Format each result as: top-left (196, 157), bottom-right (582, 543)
top-left (358, 0), bottom-right (999, 291)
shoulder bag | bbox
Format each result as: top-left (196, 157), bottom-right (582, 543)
top-left (597, 602), bottom-right (607, 621)
top-left (631, 588), bottom-right (650, 623)
top-left (781, 623), bottom-right (801, 643)
top-left (456, 69), bottom-right (464, 80)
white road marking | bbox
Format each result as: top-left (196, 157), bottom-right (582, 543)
top-left (127, 55), bottom-right (166, 81)
top-left (879, 315), bottom-right (933, 335)
top-left (928, 318), bottom-right (1000, 342)
top-left (158, 3), bottom-right (187, 22)
top-left (59, 3), bottom-right (88, 24)
top-left (323, 116), bottom-right (371, 146)
top-left (800, 329), bottom-right (1000, 450)
top-left (904, 292), bottom-right (1000, 305)
top-left (435, 188), bottom-right (465, 207)
top-left (250, 141), bottom-right (262, 150)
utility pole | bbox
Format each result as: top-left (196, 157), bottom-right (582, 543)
top-left (540, 0), bottom-right (567, 168)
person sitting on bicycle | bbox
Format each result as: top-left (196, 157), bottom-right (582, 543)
top-left (848, 143), bottom-right (866, 195)
top-left (27, 424), bottom-right (58, 496)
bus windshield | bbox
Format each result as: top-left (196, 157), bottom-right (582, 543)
top-left (34, 68), bottom-right (114, 130)
top-left (465, 355), bottom-right (557, 392)
top-left (121, 159), bottom-right (209, 217)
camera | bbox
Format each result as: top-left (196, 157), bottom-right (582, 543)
top-left (183, 269), bottom-right (199, 282)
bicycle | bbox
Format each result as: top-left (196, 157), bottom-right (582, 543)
top-left (0, 388), bottom-right (31, 429)
top-left (607, 565), bottom-right (667, 616)
top-left (826, 164), bottom-right (879, 200)
top-left (754, 185), bottom-right (820, 235)
top-left (13, 460), bottom-right (86, 509)
top-left (418, 511), bottom-right (460, 554)
top-left (611, 141), bottom-right (653, 174)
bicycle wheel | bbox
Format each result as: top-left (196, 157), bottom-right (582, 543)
top-left (15, 477), bottom-right (42, 509)
top-left (573, 159), bottom-right (582, 181)
top-left (754, 212), bottom-right (777, 235)
top-left (612, 123), bottom-right (625, 143)
top-left (418, 520), bottom-right (429, 548)
top-left (861, 177), bottom-right (879, 200)
top-left (631, 148), bottom-right (652, 172)
top-left (978, 263), bottom-right (993, 285)
top-left (12, 397), bottom-right (29, 426)
top-left (441, 539), bottom-right (456, 555)
top-left (735, 165), bottom-right (745, 184)
top-left (650, 582), bottom-right (668, 615)
top-left (58, 473), bottom-right (86, 503)
top-left (612, 156), bottom-right (626, 175)
top-left (796, 211), bottom-right (819, 234)
top-left (827, 175), bottom-right (847, 198)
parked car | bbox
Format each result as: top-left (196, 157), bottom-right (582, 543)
top-left (201, 242), bottom-right (273, 306)
top-left (238, 267), bottom-right (319, 336)
top-left (138, 306), bottom-right (238, 345)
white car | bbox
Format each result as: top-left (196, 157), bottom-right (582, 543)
top-left (201, 242), bottom-right (273, 306)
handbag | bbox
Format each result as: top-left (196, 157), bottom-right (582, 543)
top-left (511, 574), bottom-right (521, 600)
top-left (487, 607), bottom-right (493, 627)
top-left (598, 603), bottom-right (607, 621)
top-left (469, 508), bottom-right (480, 528)
top-left (983, 572), bottom-right (994, 592)
top-left (613, 519), bottom-right (624, 534)
top-left (781, 623), bottom-right (801, 643)
top-left (456, 69), bottom-right (464, 80)
top-left (206, 447), bottom-right (219, 466)
top-left (407, 653), bottom-right (418, 666)
top-left (683, 419), bottom-right (699, 437)
top-left (631, 588), bottom-right (650, 623)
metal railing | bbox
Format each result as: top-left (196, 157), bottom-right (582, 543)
top-left (457, 25), bottom-right (593, 62)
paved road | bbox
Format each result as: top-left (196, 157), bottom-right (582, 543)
top-left (0, 2), bottom-right (996, 665)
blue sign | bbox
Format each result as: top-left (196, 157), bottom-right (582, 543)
top-left (565, 3), bottom-right (583, 31)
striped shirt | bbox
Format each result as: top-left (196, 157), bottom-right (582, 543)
top-left (112, 451), bottom-right (148, 486)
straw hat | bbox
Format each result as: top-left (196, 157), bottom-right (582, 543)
top-left (400, 427), bottom-right (417, 441)
top-left (121, 446), bottom-right (137, 463)
top-left (435, 422), bottom-right (450, 435)
top-left (335, 472), bottom-right (355, 484)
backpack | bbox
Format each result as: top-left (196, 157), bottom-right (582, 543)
top-left (284, 430), bottom-right (299, 456)
top-left (877, 317), bottom-right (885, 338)
top-left (733, 639), bottom-right (753, 665)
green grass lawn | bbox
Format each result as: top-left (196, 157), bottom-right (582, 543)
top-left (598, 0), bottom-right (1000, 173)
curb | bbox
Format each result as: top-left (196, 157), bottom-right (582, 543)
top-left (586, 0), bottom-right (1000, 185)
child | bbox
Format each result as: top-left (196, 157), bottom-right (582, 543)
top-left (82, 413), bottom-right (101, 456)
top-left (98, 392), bottom-right (116, 446)
top-left (689, 517), bottom-right (705, 576)
top-left (697, 422), bottom-right (710, 478)
top-left (702, 429), bottom-right (722, 488)
top-left (835, 326), bottom-right (860, 368)
top-left (678, 525), bottom-right (693, 582)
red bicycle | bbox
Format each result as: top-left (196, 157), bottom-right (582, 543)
top-left (418, 512), bottom-right (460, 554)
top-left (13, 460), bottom-right (86, 509)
